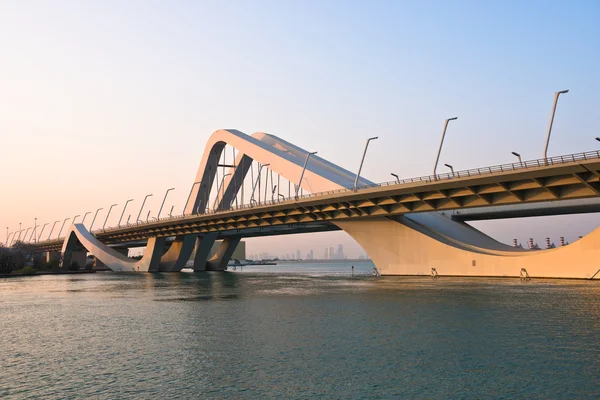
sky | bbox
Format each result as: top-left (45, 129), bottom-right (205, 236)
top-left (1, 0), bottom-right (599, 258)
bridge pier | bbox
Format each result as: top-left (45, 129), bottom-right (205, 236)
top-left (206, 237), bottom-right (241, 271)
top-left (192, 233), bottom-right (218, 271)
top-left (159, 235), bottom-right (197, 271)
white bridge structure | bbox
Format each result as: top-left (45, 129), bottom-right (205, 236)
top-left (28, 129), bottom-right (600, 279)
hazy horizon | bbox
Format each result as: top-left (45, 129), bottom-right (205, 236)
top-left (1, 1), bottom-right (599, 257)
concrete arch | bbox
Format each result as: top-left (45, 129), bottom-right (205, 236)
top-left (335, 217), bottom-right (600, 279)
top-left (186, 129), bottom-right (373, 215)
top-left (61, 224), bottom-right (165, 272)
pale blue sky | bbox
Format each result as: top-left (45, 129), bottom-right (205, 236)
top-left (1, 1), bottom-right (599, 256)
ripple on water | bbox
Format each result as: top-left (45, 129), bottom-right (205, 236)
top-left (1, 270), bottom-right (600, 399)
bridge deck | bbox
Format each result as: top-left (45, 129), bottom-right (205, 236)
top-left (34, 151), bottom-right (600, 252)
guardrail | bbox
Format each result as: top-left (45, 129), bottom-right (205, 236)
top-left (39, 149), bottom-right (600, 243)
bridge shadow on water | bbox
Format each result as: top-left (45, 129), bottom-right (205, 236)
top-left (141, 271), bottom-right (242, 302)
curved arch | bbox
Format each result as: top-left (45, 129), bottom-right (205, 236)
top-left (186, 130), bottom-right (373, 215)
top-left (335, 217), bottom-right (600, 278)
top-left (61, 224), bottom-right (165, 272)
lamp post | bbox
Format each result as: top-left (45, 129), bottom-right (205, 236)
top-left (278, 194), bottom-right (286, 201)
top-left (183, 181), bottom-right (201, 215)
top-left (17, 223), bottom-right (22, 241)
top-left (38, 223), bottom-right (49, 242)
top-left (213, 174), bottom-right (231, 210)
top-left (354, 137), bottom-right (378, 191)
top-left (72, 214), bottom-right (80, 224)
top-left (543, 89), bottom-right (569, 161)
top-left (13, 230), bottom-right (24, 245)
top-left (23, 227), bottom-right (32, 243)
top-left (32, 218), bottom-right (37, 243)
top-left (137, 194), bottom-right (153, 223)
top-left (118, 199), bottom-right (134, 227)
top-left (5, 227), bottom-right (8, 245)
top-left (296, 151), bottom-right (317, 197)
top-left (444, 163), bottom-right (455, 177)
top-left (511, 151), bottom-right (522, 164)
top-left (595, 137), bottom-right (600, 142)
top-left (48, 221), bottom-right (60, 240)
top-left (271, 185), bottom-right (278, 201)
top-left (81, 211), bottom-right (91, 225)
top-left (104, 204), bottom-right (118, 231)
top-left (90, 208), bottom-right (103, 232)
top-left (57, 218), bottom-right (70, 239)
top-left (433, 117), bottom-right (458, 178)
top-left (15, 229), bottom-right (26, 245)
top-left (391, 173), bottom-right (400, 183)
top-left (157, 188), bottom-right (175, 219)
top-left (249, 164), bottom-right (270, 204)
top-left (6, 232), bottom-right (13, 246)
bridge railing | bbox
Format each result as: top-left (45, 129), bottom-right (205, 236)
top-left (56, 149), bottom-right (600, 239)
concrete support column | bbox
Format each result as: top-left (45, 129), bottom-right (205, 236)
top-left (192, 233), bottom-right (218, 271)
top-left (140, 237), bottom-right (166, 272)
top-left (206, 237), bottom-right (241, 271)
top-left (159, 235), bottom-right (197, 272)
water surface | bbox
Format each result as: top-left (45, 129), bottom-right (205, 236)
top-left (1, 262), bottom-right (599, 399)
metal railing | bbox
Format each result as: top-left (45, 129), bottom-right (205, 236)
top-left (42, 149), bottom-right (600, 242)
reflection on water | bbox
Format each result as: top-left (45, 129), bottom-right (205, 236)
top-left (1, 262), bottom-right (600, 399)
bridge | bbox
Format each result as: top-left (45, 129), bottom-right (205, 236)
top-left (20, 129), bottom-right (600, 279)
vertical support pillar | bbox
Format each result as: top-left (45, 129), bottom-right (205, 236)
top-left (192, 233), bottom-right (218, 271)
top-left (206, 237), bottom-right (241, 271)
top-left (159, 235), bottom-right (197, 271)
top-left (140, 237), bottom-right (166, 272)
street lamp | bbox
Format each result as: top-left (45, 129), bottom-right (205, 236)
top-left (48, 221), bottom-right (60, 240)
top-left (72, 214), bottom-right (80, 225)
top-left (595, 137), bottom-right (600, 142)
top-left (32, 218), bottom-right (37, 243)
top-left (391, 173), bottom-right (400, 183)
top-left (90, 208), bottom-right (103, 232)
top-left (250, 164), bottom-right (270, 204)
top-left (38, 223), bottom-right (49, 242)
top-left (157, 188), bottom-right (175, 219)
top-left (23, 227), bottom-right (32, 243)
top-left (57, 218), bottom-right (70, 239)
top-left (81, 212), bottom-right (91, 225)
top-left (137, 194), bottom-right (153, 223)
top-left (297, 151), bottom-right (317, 197)
top-left (433, 117), bottom-right (458, 178)
top-left (444, 163), bottom-right (455, 177)
top-left (511, 151), bottom-right (522, 164)
top-left (354, 137), bottom-right (378, 191)
top-left (104, 204), bottom-right (118, 231)
top-left (183, 181), bottom-right (201, 215)
top-left (278, 193), bottom-right (286, 201)
top-left (543, 89), bottom-right (569, 161)
top-left (118, 199), bottom-right (134, 227)
top-left (213, 174), bottom-right (231, 210)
